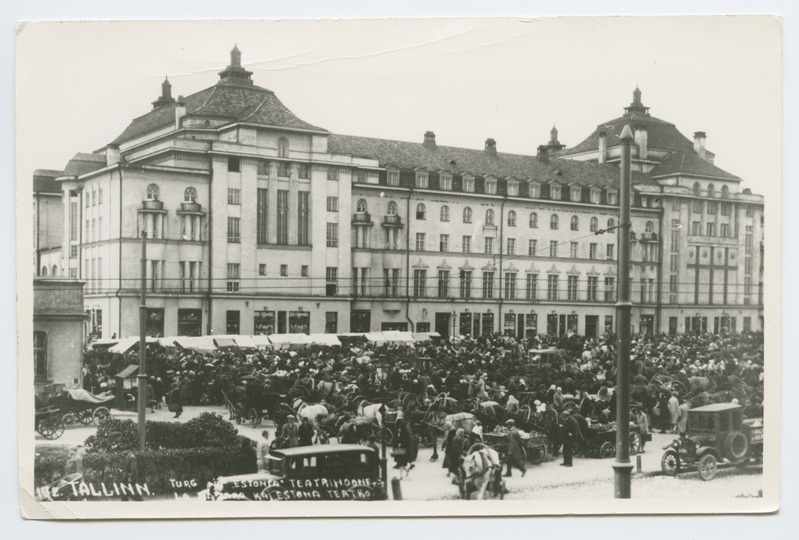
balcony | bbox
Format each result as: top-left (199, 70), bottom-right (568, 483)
top-left (640, 232), bottom-right (659, 242)
top-left (352, 212), bottom-right (373, 225)
top-left (141, 200), bottom-right (164, 211)
top-left (178, 202), bottom-right (203, 214)
top-left (382, 215), bottom-right (403, 228)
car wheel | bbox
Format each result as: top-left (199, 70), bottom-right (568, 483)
top-left (661, 450), bottom-right (680, 476)
top-left (697, 453), bottom-right (718, 481)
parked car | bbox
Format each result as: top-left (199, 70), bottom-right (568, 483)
top-left (661, 403), bottom-right (763, 481)
top-left (202, 444), bottom-right (386, 501)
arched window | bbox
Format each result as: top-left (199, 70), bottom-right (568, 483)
top-left (693, 182), bottom-right (701, 197)
top-left (590, 217), bottom-right (598, 232)
top-left (507, 210), bottom-right (517, 227)
top-left (184, 187), bottom-right (197, 203)
top-left (41, 266), bottom-right (47, 277)
top-left (607, 218), bottom-right (616, 229)
top-left (146, 184), bottom-right (160, 201)
top-left (721, 185), bottom-right (730, 199)
top-left (645, 221), bottom-right (655, 233)
top-left (485, 209), bottom-right (495, 226)
top-left (52, 265), bottom-right (58, 276)
top-left (463, 207), bottom-right (472, 224)
top-left (440, 205), bottom-right (450, 222)
top-left (707, 184), bottom-right (715, 198)
top-left (570, 215), bottom-right (579, 231)
top-left (529, 212), bottom-right (538, 228)
top-left (356, 199), bottom-right (368, 213)
top-left (387, 201), bottom-right (398, 215)
top-left (550, 214), bottom-right (559, 230)
top-left (416, 203), bottom-right (426, 220)
top-left (277, 137), bottom-right (289, 158)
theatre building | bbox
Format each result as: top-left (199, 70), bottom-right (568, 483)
top-left (33, 47), bottom-right (764, 339)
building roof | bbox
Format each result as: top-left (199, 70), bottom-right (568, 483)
top-left (33, 170), bottom-right (63, 193)
top-left (61, 152), bottom-right (107, 177)
top-left (649, 149), bottom-right (741, 181)
top-left (328, 133), bottom-right (654, 189)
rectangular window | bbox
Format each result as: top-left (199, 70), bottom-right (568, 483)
top-left (227, 188), bottom-right (241, 205)
top-left (326, 223), bottom-right (339, 247)
top-left (301, 265), bottom-right (308, 277)
top-left (416, 232), bottom-right (426, 251)
top-left (463, 176), bottom-right (475, 193)
top-left (439, 234), bottom-right (449, 253)
top-left (326, 196), bottom-right (338, 212)
top-left (484, 179), bottom-right (497, 195)
top-left (227, 217), bottom-right (240, 242)
top-left (547, 275), bottom-right (558, 301)
top-left (462, 236), bottom-right (471, 254)
top-left (277, 162), bottom-right (290, 177)
top-left (550, 241), bottom-right (558, 258)
top-left (528, 239), bottom-right (538, 257)
top-left (226, 311), bottom-right (240, 334)
top-left (504, 272), bottom-right (516, 299)
top-left (550, 185), bottom-right (561, 199)
top-left (254, 311), bottom-right (275, 335)
top-left (297, 164), bottom-right (310, 179)
top-left (325, 312), bottom-right (338, 334)
top-left (707, 202), bottom-right (717, 215)
top-left (298, 191), bottom-right (310, 245)
top-left (691, 221), bottom-right (701, 236)
top-left (326, 267), bottom-right (338, 296)
top-left (526, 274), bottom-right (538, 300)
top-left (482, 272), bottom-right (495, 299)
top-left (387, 170), bottom-right (399, 186)
top-left (671, 229), bottom-right (680, 251)
top-left (693, 200), bottom-right (703, 213)
top-left (589, 243), bottom-right (597, 259)
top-left (720, 223), bottom-right (729, 238)
top-left (149, 260), bottom-right (161, 292)
top-left (438, 270), bottom-right (450, 298)
top-left (607, 191), bottom-right (617, 205)
top-left (277, 190), bottom-right (289, 244)
top-left (587, 276), bottom-right (598, 301)
top-left (440, 175), bottom-right (452, 191)
top-left (529, 183), bottom-right (540, 198)
top-left (567, 275), bottom-right (578, 301)
top-left (670, 254), bottom-right (679, 272)
top-left (384, 268), bottom-right (399, 297)
top-left (605, 277), bottom-right (616, 302)
top-left (259, 263), bottom-right (266, 276)
top-left (326, 167), bottom-right (339, 181)
top-left (226, 263), bottom-right (240, 292)
top-left (746, 206), bottom-right (754, 217)
top-left (721, 203), bottom-right (730, 216)
top-left (706, 222), bottom-right (716, 236)
top-left (484, 237), bottom-right (494, 255)
top-left (745, 256), bottom-right (752, 274)
top-left (571, 187), bottom-right (582, 201)
top-left (649, 278), bottom-right (655, 303)
top-left (460, 270), bottom-right (472, 299)
top-left (672, 199), bottom-right (680, 211)
top-left (607, 244), bottom-right (615, 260)
top-left (590, 189), bottom-right (600, 204)
top-left (413, 269), bottom-right (427, 298)
top-left (34, 331), bottom-right (47, 381)
top-left (228, 157), bottom-right (240, 172)
top-left (745, 226), bottom-right (753, 254)
top-left (570, 242), bottom-right (578, 258)
top-left (669, 274), bottom-right (678, 293)
top-left (257, 188), bottom-right (268, 244)
top-left (70, 201), bottom-right (78, 241)
top-left (415, 172), bottom-right (428, 189)
top-left (506, 238), bottom-right (516, 255)
top-left (69, 268), bottom-right (77, 278)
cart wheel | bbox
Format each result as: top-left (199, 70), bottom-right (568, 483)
top-left (529, 442), bottom-right (547, 465)
top-left (562, 402), bottom-right (578, 414)
top-left (92, 406), bottom-right (111, 426)
top-left (42, 417), bottom-right (64, 440)
top-left (697, 453), bottom-right (718, 481)
top-left (379, 427), bottom-right (393, 446)
top-left (77, 409), bottom-right (94, 425)
top-left (248, 408), bottom-right (260, 428)
top-left (599, 441), bottom-right (615, 458)
top-left (629, 432), bottom-right (642, 455)
top-left (61, 412), bottom-right (77, 428)
top-left (661, 450), bottom-right (680, 476)
top-left (36, 419), bottom-right (51, 438)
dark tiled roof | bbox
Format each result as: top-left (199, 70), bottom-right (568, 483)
top-left (559, 112), bottom-right (695, 156)
top-left (328, 134), bottom-right (653, 189)
top-left (33, 170), bottom-right (63, 193)
top-left (61, 153), bottom-right (106, 177)
top-left (649, 150), bottom-right (741, 181)
top-left (112, 84), bottom-right (327, 145)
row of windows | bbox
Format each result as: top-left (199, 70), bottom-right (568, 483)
top-left (689, 221), bottom-right (734, 237)
top-left (84, 186), bottom-right (104, 207)
top-left (412, 232), bottom-right (617, 259)
top-left (692, 182), bottom-right (730, 199)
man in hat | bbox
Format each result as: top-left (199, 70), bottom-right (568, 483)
top-left (502, 419), bottom-right (526, 477)
top-left (281, 416), bottom-right (299, 448)
top-left (560, 409), bottom-right (579, 467)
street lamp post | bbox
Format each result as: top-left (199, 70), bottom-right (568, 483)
top-left (375, 358), bottom-right (389, 499)
top-left (613, 125), bottom-right (634, 498)
top-left (137, 229), bottom-right (148, 452)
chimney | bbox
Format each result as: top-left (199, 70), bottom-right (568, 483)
top-left (423, 131), bottom-right (437, 149)
top-left (693, 131), bottom-right (707, 159)
top-left (634, 127), bottom-right (648, 159)
top-left (485, 138), bottom-right (497, 157)
top-left (175, 96), bottom-right (187, 129)
top-left (105, 144), bottom-right (120, 166)
top-left (537, 145), bottom-right (549, 163)
top-left (598, 130), bottom-right (607, 164)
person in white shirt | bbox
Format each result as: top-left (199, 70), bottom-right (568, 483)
top-left (472, 420), bottom-right (484, 441)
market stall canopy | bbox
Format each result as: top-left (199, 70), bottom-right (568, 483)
top-left (115, 364), bottom-right (139, 379)
top-left (268, 334), bottom-right (312, 348)
top-left (157, 336), bottom-right (179, 348)
top-left (250, 335), bottom-right (273, 348)
top-left (174, 336), bottom-right (218, 352)
top-left (214, 336), bottom-right (238, 349)
top-left (307, 333), bottom-right (341, 346)
top-left (382, 331), bottom-right (415, 343)
top-left (364, 332), bottom-right (389, 343)
top-left (231, 335), bottom-right (258, 348)
top-left (108, 337), bottom-right (158, 354)
top-left (412, 331), bottom-right (440, 341)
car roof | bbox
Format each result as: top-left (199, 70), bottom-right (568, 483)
top-left (689, 403), bottom-right (742, 413)
top-left (270, 444), bottom-right (375, 458)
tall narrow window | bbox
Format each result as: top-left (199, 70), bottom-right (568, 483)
top-left (605, 277), bottom-right (616, 302)
top-left (528, 239), bottom-right (537, 257)
top-left (440, 234), bottom-right (449, 252)
top-left (438, 270), bottom-right (450, 298)
top-left (529, 212), bottom-right (538, 228)
top-left (484, 237), bottom-right (494, 255)
top-left (460, 270), bottom-right (472, 299)
top-left (416, 203), bottom-right (426, 220)
top-left (567, 275), bottom-right (578, 301)
top-left (547, 275), bottom-right (559, 301)
top-left (506, 238), bottom-right (516, 255)
top-left (587, 276), bottom-right (598, 301)
top-left (549, 241), bottom-right (558, 258)
top-left (440, 205), bottom-right (450, 222)
top-left (526, 274), bottom-right (538, 300)
top-left (550, 214), bottom-right (559, 230)
top-left (257, 188), bottom-right (268, 244)
top-left (326, 223), bottom-right (339, 247)
top-left (570, 215), bottom-right (579, 231)
top-left (590, 217), bottom-right (598, 232)
top-left (485, 209), bottom-right (495, 226)
top-left (482, 272), bottom-right (495, 299)
top-left (184, 187), bottom-right (197, 202)
top-left (227, 217), bottom-right (240, 243)
top-left (34, 331), bottom-right (47, 381)
top-left (504, 273), bottom-right (516, 299)
top-left (278, 137), bottom-right (289, 158)
top-left (277, 190), bottom-right (289, 244)
top-left (462, 236), bottom-right (471, 254)
top-left (325, 267), bottom-right (338, 296)
top-left (226, 263), bottom-right (240, 292)
top-left (227, 157), bottom-right (240, 172)
top-left (227, 188), bottom-right (241, 205)
top-left (413, 269), bottom-right (427, 298)
top-left (507, 210), bottom-right (517, 227)
top-left (146, 184), bottom-right (160, 201)
top-left (463, 207), bottom-right (472, 223)
top-left (298, 192), bottom-right (310, 245)
top-left (415, 233), bottom-right (426, 251)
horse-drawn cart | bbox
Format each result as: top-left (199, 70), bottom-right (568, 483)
top-left (574, 418), bottom-right (642, 458)
top-left (48, 389), bottom-right (114, 427)
top-left (483, 428), bottom-right (549, 465)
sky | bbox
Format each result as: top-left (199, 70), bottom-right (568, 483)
top-left (16, 17), bottom-right (781, 192)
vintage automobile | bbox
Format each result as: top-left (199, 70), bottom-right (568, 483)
top-left (202, 444), bottom-right (386, 501)
top-left (661, 403), bottom-right (763, 481)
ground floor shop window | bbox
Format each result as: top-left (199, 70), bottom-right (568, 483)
top-left (146, 308), bottom-right (164, 337)
top-left (669, 316), bottom-right (678, 336)
top-left (416, 322), bottom-right (431, 332)
top-left (585, 315), bottom-right (598, 338)
top-left (381, 322), bottom-right (408, 331)
top-left (567, 314), bottom-right (578, 333)
top-left (255, 311), bottom-right (275, 335)
top-left (503, 313), bottom-right (516, 336)
top-left (325, 312), bottom-right (338, 334)
top-left (34, 331), bottom-right (47, 381)
top-left (177, 309), bottom-right (202, 336)
top-left (351, 310), bottom-right (370, 333)
top-left (525, 313), bottom-right (537, 338)
top-left (459, 312), bottom-right (472, 336)
top-left (277, 311), bottom-right (287, 333)
top-left (226, 310), bottom-right (240, 335)
top-left (481, 312), bottom-right (494, 336)
top-left (289, 311), bottom-right (310, 334)
top-left (604, 315), bottom-right (614, 335)
top-left (743, 317), bottom-right (751, 332)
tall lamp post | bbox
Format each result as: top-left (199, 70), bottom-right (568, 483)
top-left (613, 125), bottom-right (634, 498)
top-left (137, 229), bottom-right (148, 452)
top-left (375, 357), bottom-right (389, 498)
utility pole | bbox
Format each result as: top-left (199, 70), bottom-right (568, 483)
top-left (137, 229), bottom-right (148, 452)
top-left (613, 124), bottom-right (634, 498)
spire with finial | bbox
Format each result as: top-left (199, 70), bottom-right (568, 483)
top-left (151, 75), bottom-right (176, 109)
top-left (624, 85), bottom-right (650, 115)
top-left (547, 124), bottom-right (565, 151)
top-left (218, 45), bottom-right (253, 86)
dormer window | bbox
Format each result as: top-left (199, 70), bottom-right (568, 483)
top-left (146, 184), bottom-right (160, 201)
top-left (277, 137), bottom-right (289, 158)
top-left (529, 182), bottom-right (540, 198)
top-left (463, 175), bottom-right (475, 193)
top-left (607, 190), bottom-right (618, 205)
top-left (550, 184), bottom-right (561, 200)
top-left (507, 180), bottom-right (519, 197)
top-left (590, 188), bottom-right (601, 204)
top-left (387, 170), bottom-right (399, 186)
top-left (485, 177), bottom-right (497, 195)
top-left (184, 187), bottom-right (197, 203)
top-left (440, 174), bottom-right (452, 191)
top-left (570, 186), bottom-right (582, 201)
top-left (415, 172), bottom-right (429, 189)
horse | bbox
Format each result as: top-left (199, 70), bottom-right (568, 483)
top-left (292, 398), bottom-right (328, 426)
top-left (316, 380), bottom-right (339, 400)
top-left (459, 444), bottom-right (504, 500)
top-left (356, 399), bottom-right (383, 427)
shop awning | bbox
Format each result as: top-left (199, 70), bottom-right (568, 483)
top-left (214, 336), bottom-right (238, 349)
top-left (364, 332), bottom-right (389, 343)
top-left (115, 364), bottom-right (139, 379)
top-left (174, 336), bottom-right (218, 352)
top-left (231, 335), bottom-right (257, 348)
top-left (382, 331), bottom-right (415, 343)
top-left (251, 335), bottom-right (273, 348)
top-left (307, 333), bottom-right (341, 346)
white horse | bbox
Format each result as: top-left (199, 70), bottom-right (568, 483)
top-left (356, 399), bottom-right (383, 427)
top-left (292, 398), bottom-right (328, 426)
top-left (460, 444), bottom-right (503, 500)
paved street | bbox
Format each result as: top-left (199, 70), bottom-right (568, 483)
top-left (35, 404), bottom-right (763, 500)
